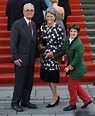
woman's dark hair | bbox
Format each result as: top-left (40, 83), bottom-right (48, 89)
top-left (69, 24), bottom-right (80, 33)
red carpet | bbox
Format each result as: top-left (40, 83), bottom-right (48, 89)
top-left (70, 4), bottom-right (81, 10)
top-left (0, 0), bottom-right (95, 86)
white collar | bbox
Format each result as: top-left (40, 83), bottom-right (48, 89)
top-left (24, 17), bottom-right (31, 25)
top-left (69, 37), bottom-right (74, 44)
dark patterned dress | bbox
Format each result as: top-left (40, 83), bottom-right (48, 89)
top-left (40, 23), bottom-right (65, 83)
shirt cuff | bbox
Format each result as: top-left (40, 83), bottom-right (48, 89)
top-left (67, 65), bottom-right (74, 70)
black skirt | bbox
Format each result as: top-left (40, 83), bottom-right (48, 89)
top-left (40, 68), bottom-right (60, 83)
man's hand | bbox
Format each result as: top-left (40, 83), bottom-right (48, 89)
top-left (14, 59), bottom-right (22, 66)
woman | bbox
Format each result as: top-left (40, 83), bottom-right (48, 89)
top-left (49, 0), bottom-right (66, 63)
top-left (47, 24), bottom-right (92, 111)
top-left (45, 0), bottom-right (52, 7)
top-left (58, 0), bottom-right (71, 36)
top-left (39, 9), bottom-right (65, 107)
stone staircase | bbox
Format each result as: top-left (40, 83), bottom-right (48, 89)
top-left (80, 0), bottom-right (95, 60)
top-left (0, 0), bottom-right (95, 86)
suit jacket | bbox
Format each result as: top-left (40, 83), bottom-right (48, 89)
top-left (10, 18), bottom-right (39, 66)
top-left (6, 0), bottom-right (30, 30)
top-left (54, 37), bottom-right (87, 79)
top-left (58, 0), bottom-right (71, 17)
top-left (29, 0), bottom-right (47, 24)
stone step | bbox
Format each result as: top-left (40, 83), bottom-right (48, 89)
top-left (90, 44), bottom-right (95, 52)
top-left (84, 16), bottom-right (95, 22)
top-left (81, 4), bottom-right (95, 9)
top-left (80, 1), bottom-right (95, 61)
top-left (92, 53), bottom-right (95, 60)
top-left (0, 85), bottom-right (95, 115)
top-left (80, 0), bottom-right (95, 4)
top-left (85, 22), bottom-right (95, 29)
top-left (88, 36), bottom-right (95, 44)
top-left (87, 29), bottom-right (95, 36)
top-left (82, 10), bottom-right (95, 16)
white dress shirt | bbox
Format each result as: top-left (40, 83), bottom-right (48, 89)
top-left (24, 17), bottom-right (33, 35)
top-left (69, 37), bottom-right (74, 44)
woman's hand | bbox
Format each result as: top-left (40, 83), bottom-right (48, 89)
top-left (46, 52), bottom-right (54, 59)
top-left (38, 44), bottom-right (45, 50)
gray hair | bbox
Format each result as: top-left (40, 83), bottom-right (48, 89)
top-left (23, 3), bottom-right (34, 11)
top-left (46, 8), bottom-right (56, 17)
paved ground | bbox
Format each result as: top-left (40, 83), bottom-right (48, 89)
top-left (0, 84), bottom-right (95, 116)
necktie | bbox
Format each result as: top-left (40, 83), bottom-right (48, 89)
top-left (28, 22), bottom-right (32, 34)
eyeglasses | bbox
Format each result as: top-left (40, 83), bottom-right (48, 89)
top-left (24, 9), bottom-right (34, 12)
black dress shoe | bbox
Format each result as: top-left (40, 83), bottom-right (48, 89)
top-left (11, 104), bottom-right (24, 112)
top-left (21, 102), bottom-right (37, 109)
top-left (81, 100), bottom-right (92, 109)
top-left (46, 96), bottom-right (60, 108)
top-left (63, 105), bottom-right (76, 111)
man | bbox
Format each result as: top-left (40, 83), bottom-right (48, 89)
top-left (30, 0), bottom-right (48, 28)
top-left (10, 3), bottom-right (40, 112)
top-left (6, 0), bottom-right (30, 31)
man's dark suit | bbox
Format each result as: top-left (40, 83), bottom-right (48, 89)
top-left (29, 0), bottom-right (48, 28)
top-left (6, 0), bottom-right (30, 30)
top-left (10, 17), bottom-right (38, 105)
top-left (58, 0), bottom-right (71, 35)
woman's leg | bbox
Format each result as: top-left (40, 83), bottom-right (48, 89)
top-left (49, 82), bottom-right (58, 104)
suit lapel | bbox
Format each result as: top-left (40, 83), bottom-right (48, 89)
top-left (31, 21), bottom-right (34, 38)
top-left (22, 18), bottom-right (32, 38)
top-left (21, 18), bottom-right (36, 42)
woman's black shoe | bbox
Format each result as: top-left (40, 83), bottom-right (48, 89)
top-left (46, 96), bottom-right (60, 108)
top-left (57, 96), bottom-right (60, 102)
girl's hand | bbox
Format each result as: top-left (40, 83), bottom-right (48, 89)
top-left (64, 67), bottom-right (69, 72)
